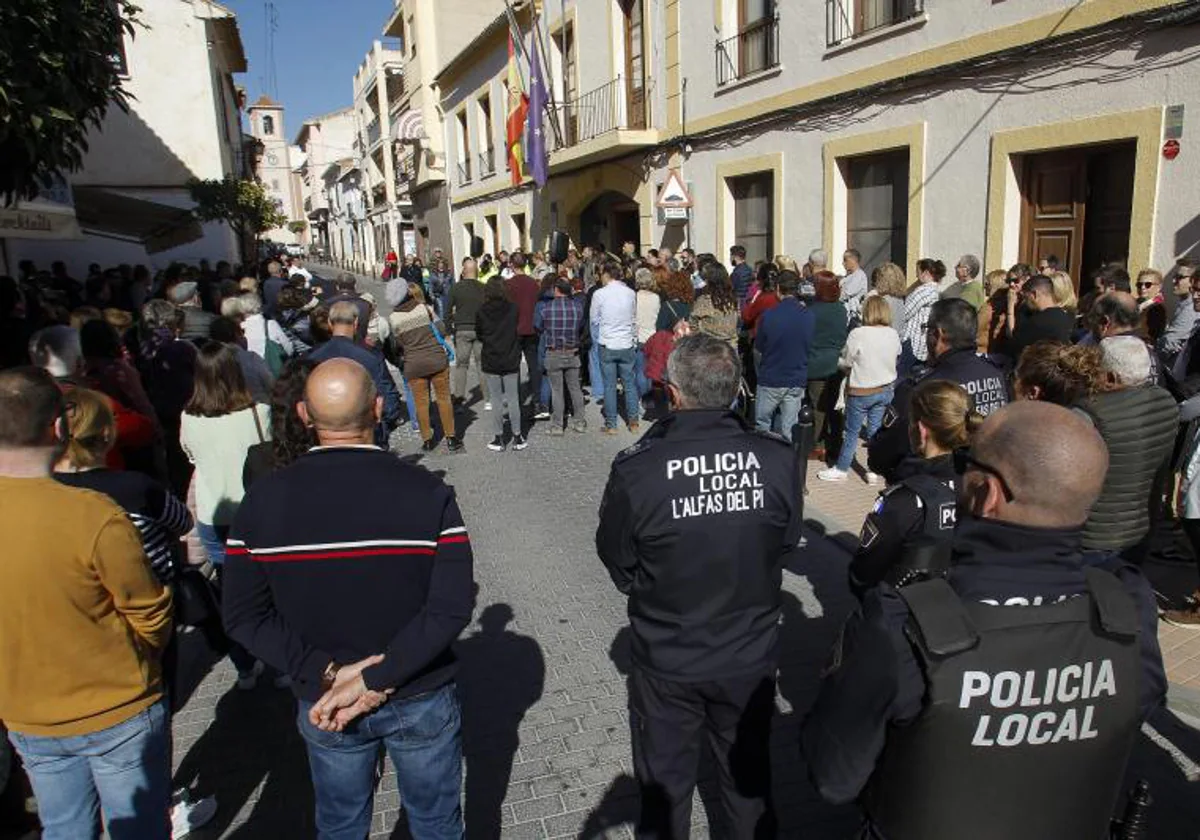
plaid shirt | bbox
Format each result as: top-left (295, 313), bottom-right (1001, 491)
top-left (536, 296), bottom-right (584, 350)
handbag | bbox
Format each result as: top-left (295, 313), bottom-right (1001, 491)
top-left (173, 563), bottom-right (222, 628)
top-left (427, 306), bottom-right (456, 363)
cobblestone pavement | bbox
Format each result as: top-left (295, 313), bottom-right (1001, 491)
top-left (167, 265), bottom-right (1200, 839)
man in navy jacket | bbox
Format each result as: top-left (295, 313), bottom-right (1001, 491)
top-left (754, 270), bottom-right (816, 442)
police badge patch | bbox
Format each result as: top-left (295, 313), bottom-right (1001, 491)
top-left (860, 517), bottom-right (881, 549)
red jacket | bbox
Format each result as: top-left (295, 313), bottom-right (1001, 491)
top-left (505, 273), bottom-right (540, 336)
top-left (642, 329), bottom-right (676, 385)
top-left (741, 291), bottom-right (781, 338)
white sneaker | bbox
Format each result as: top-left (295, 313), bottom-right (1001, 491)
top-left (171, 792), bottom-right (217, 838)
top-left (236, 660), bottom-right (264, 691)
top-left (866, 471), bottom-right (881, 486)
top-left (483, 402), bottom-right (493, 411)
top-left (817, 467), bottom-right (849, 483)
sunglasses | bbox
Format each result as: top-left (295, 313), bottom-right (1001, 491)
top-left (1136, 282), bottom-right (1157, 289)
top-left (953, 446), bottom-right (1015, 502)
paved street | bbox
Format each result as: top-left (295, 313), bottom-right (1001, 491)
top-left (162, 265), bottom-right (1200, 839)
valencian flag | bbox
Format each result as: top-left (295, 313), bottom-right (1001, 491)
top-left (505, 34), bottom-right (528, 186)
top-left (526, 35), bottom-right (550, 188)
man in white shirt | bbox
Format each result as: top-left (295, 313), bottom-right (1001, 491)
top-left (841, 249), bottom-right (868, 325)
top-left (590, 261), bottom-right (640, 434)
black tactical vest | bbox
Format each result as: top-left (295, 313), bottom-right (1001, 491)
top-left (865, 568), bottom-right (1141, 840)
top-left (887, 473), bottom-right (957, 589)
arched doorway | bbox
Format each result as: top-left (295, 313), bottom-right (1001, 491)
top-left (579, 190), bottom-right (641, 254)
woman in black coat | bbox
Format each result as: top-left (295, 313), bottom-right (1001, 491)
top-left (475, 277), bottom-right (525, 451)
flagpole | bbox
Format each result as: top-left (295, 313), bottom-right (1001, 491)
top-left (502, 0), bottom-right (529, 94)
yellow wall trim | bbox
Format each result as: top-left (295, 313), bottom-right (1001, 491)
top-left (823, 123), bottom-right (927, 280)
top-left (715, 153), bottom-right (785, 262)
top-left (984, 107), bottom-right (1163, 274)
top-left (687, 0), bottom-right (1180, 137)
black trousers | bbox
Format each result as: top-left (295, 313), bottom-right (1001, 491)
top-left (629, 666), bottom-right (777, 840)
top-left (519, 333), bottom-right (543, 409)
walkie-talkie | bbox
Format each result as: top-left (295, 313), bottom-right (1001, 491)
top-left (1111, 780), bottom-right (1152, 840)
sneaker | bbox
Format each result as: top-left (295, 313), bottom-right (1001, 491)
top-left (601, 426), bottom-right (618, 436)
top-left (512, 434), bottom-right (529, 451)
top-left (547, 425), bottom-right (565, 437)
top-left (572, 420), bottom-right (588, 433)
top-left (534, 405), bottom-right (551, 420)
top-left (420, 438), bottom-right (438, 452)
top-left (866, 471), bottom-right (881, 487)
top-left (236, 660), bottom-right (265, 691)
top-left (817, 467), bottom-right (849, 483)
top-left (483, 402), bottom-right (493, 411)
top-left (1162, 603), bottom-right (1200, 628)
top-left (487, 436), bottom-right (505, 452)
top-left (272, 673), bottom-right (292, 689)
top-left (628, 422), bottom-right (641, 434)
top-left (446, 436), bottom-right (465, 453)
top-left (171, 793), bottom-right (218, 838)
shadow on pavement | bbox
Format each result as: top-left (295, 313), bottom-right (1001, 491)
top-left (175, 685), bottom-right (314, 839)
top-left (456, 603), bottom-right (545, 840)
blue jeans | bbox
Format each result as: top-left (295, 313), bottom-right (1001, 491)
top-left (195, 522), bottom-right (258, 675)
top-left (835, 387), bottom-right (894, 471)
top-left (755, 385), bottom-right (804, 442)
top-left (401, 375), bottom-right (421, 430)
top-left (634, 345), bottom-right (652, 398)
top-left (297, 683), bottom-right (464, 840)
top-left (588, 323), bottom-right (604, 396)
top-left (8, 699), bottom-right (171, 840)
top-left (537, 335), bottom-right (552, 407)
top-left (600, 345), bottom-right (640, 428)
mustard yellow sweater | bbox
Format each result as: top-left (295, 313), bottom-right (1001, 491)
top-left (0, 476), bottom-right (173, 736)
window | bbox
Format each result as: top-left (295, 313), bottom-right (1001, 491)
top-left (554, 24), bottom-right (579, 143)
top-left (845, 149), bottom-right (909, 273)
top-left (464, 222), bottom-right (476, 257)
top-left (718, 0), bottom-right (778, 85)
top-left (477, 94), bottom-right (495, 176)
top-left (826, 0), bottom-right (924, 47)
top-left (730, 172), bottom-right (773, 266)
top-left (511, 213), bottom-right (527, 251)
top-left (456, 111), bottom-right (471, 184)
top-left (262, 114), bottom-right (275, 136)
top-left (485, 214), bottom-right (499, 257)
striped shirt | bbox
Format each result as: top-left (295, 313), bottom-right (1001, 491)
top-left (902, 282), bottom-right (941, 362)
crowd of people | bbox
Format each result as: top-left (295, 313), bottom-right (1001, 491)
top-left (0, 238), bottom-right (1198, 839)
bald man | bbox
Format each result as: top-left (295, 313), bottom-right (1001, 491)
top-left (223, 357), bottom-right (473, 838)
top-left (803, 401), bottom-right (1166, 840)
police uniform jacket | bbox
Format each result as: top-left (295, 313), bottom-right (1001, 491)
top-left (596, 409), bottom-right (800, 681)
top-left (867, 348), bottom-right (1009, 482)
top-left (849, 454), bottom-right (956, 598)
top-left (801, 516), bottom-right (1166, 815)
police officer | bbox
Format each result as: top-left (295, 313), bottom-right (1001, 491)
top-left (803, 401), bottom-right (1167, 840)
top-left (868, 298), bottom-right (1008, 484)
top-left (596, 334), bottom-right (799, 839)
top-left (850, 379), bottom-right (981, 598)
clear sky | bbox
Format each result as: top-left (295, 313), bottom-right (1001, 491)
top-left (226, 0), bottom-right (396, 141)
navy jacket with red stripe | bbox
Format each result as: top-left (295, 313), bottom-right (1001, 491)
top-left (222, 445), bottom-right (474, 701)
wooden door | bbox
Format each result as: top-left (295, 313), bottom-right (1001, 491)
top-left (1083, 142), bottom-right (1136, 279)
top-left (621, 0), bottom-right (646, 130)
top-left (1020, 151), bottom-right (1087, 280)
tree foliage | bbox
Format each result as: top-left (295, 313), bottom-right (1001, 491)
top-left (0, 0), bottom-right (140, 204)
top-left (188, 176), bottom-right (287, 241)
top-left (287, 220), bottom-right (307, 234)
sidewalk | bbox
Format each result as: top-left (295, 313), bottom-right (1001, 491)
top-left (803, 444), bottom-right (1200, 704)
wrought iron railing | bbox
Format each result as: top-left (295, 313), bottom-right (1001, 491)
top-left (479, 148), bottom-right (496, 177)
top-left (552, 76), bottom-right (626, 150)
top-left (365, 116), bottom-right (382, 147)
top-left (716, 15), bottom-right (780, 86)
top-left (826, 0), bottom-right (923, 47)
top-left (457, 161), bottom-right (472, 185)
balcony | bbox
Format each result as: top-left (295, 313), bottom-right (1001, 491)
top-left (716, 15), bottom-right (780, 86)
top-left (365, 116), bottom-right (382, 148)
top-left (826, 0), bottom-right (924, 48)
top-left (545, 76), bottom-right (659, 173)
top-left (478, 148), bottom-right (496, 178)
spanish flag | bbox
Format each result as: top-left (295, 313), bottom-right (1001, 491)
top-left (506, 33), bottom-right (528, 186)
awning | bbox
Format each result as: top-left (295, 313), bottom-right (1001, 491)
top-left (0, 200), bottom-right (83, 241)
top-left (73, 187), bottom-right (205, 254)
top-left (391, 108), bottom-right (425, 141)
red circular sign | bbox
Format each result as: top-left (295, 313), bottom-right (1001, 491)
top-left (1164, 139), bottom-right (1181, 160)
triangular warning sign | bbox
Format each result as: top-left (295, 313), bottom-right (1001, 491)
top-left (656, 168), bottom-right (693, 208)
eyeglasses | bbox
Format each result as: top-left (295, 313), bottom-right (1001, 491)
top-left (1136, 281), bottom-right (1157, 289)
top-left (953, 446), bottom-right (1015, 502)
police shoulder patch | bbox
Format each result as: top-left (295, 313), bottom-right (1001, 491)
top-left (860, 517), bottom-right (882, 549)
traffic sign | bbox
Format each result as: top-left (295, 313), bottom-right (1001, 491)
top-left (662, 206), bottom-right (689, 220)
top-left (1164, 139), bottom-right (1181, 160)
top-left (655, 168), bottom-right (693, 208)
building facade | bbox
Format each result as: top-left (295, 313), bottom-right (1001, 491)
top-left (295, 107), bottom-right (357, 255)
top-left (6, 0), bottom-right (250, 274)
top-left (436, 0), bottom-right (1200, 286)
top-left (246, 95), bottom-right (305, 246)
top-left (353, 40), bottom-right (410, 268)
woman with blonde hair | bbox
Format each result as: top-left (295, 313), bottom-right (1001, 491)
top-left (1013, 341), bottom-right (1104, 406)
top-left (774, 254), bottom-right (799, 273)
top-left (847, 378), bottom-right (983, 596)
top-left (1049, 270), bottom-right (1078, 313)
top-left (870, 261), bottom-right (907, 335)
top-left (819, 295), bottom-right (900, 484)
